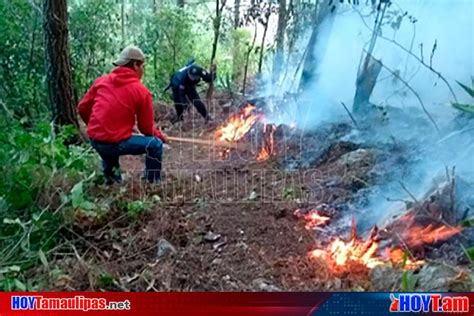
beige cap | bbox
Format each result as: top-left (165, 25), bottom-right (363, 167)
top-left (113, 45), bottom-right (145, 66)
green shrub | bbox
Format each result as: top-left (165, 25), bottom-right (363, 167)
top-left (0, 120), bottom-right (98, 290)
top-left (0, 1), bottom-right (47, 120)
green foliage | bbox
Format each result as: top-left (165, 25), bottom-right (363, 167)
top-left (0, 265), bottom-right (27, 291)
top-left (99, 273), bottom-right (116, 287)
top-left (452, 79), bottom-right (474, 114)
top-left (0, 0), bottom-right (266, 291)
top-left (401, 270), bottom-right (418, 291)
top-left (137, 6), bottom-right (196, 97)
top-left (126, 199), bottom-right (149, 219)
top-left (231, 28), bottom-right (253, 83)
top-left (123, 195), bottom-right (160, 219)
top-left (461, 218), bottom-right (474, 227)
top-left (400, 250), bottom-right (418, 291)
top-left (69, 0), bottom-right (121, 95)
top-left (0, 121), bottom-right (98, 290)
top-left (69, 176), bottom-right (97, 212)
top-left (0, 1), bottom-right (47, 120)
top-left (195, 197), bottom-right (207, 210)
top-left (465, 247), bottom-right (474, 262)
top-left (457, 79), bottom-right (474, 98)
top-left (0, 122), bottom-right (95, 209)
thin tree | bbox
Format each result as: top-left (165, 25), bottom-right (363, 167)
top-left (206, 0), bottom-right (227, 104)
top-left (234, 0), bottom-right (241, 28)
top-left (298, 0), bottom-right (336, 91)
top-left (353, 0), bottom-right (388, 113)
top-left (121, 0), bottom-right (125, 47)
top-left (272, 0), bottom-right (287, 83)
top-left (43, 0), bottom-right (79, 128)
top-left (257, 2), bottom-right (272, 74)
top-left (242, 21), bottom-right (258, 96)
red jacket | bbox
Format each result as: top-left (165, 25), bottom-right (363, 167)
top-left (77, 67), bottom-right (166, 143)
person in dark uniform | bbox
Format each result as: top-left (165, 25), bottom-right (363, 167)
top-left (169, 63), bottom-right (216, 123)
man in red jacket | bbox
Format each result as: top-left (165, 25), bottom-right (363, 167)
top-left (78, 45), bottom-right (167, 185)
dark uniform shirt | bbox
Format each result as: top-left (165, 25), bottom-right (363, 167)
top-left (171, 65), bottom-right (215, 88)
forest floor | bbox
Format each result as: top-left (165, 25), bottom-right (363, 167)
top-left (43, 99), bottom-right (473, 292)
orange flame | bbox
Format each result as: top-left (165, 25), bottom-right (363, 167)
top-left (309, 236), bottom-right (383, 271)
top-left (256, 124), bottom-right (276, 161)
top-left (402, 224), bottom-right (462, 248)
top-left (215, 104), bottom-right (261, 143)
top-left (295, 209), bottom-right (330, 230)
top-left (385, 247), bottom-right (425, 268)
top-left (308, 213), bottom-right (461, 274)
top-left (395, 214), bottom-right (462, 248)
top-left (256, 147), bottom-right (271, 161)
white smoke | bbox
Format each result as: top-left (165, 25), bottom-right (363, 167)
top-left (271, 0), bottom-right (474, 128)
top-left (267, 0), bottom-right (474, 229)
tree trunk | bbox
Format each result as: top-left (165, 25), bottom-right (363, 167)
top-left (272, 0), bottom-right (287, 83)
top-left (43, 0), bottom-right (79, 128)
top-left (242, 22), bottom-right (258, 97)
top-left (352, 1), bottom-right (388, 113)
top-left (121, 0), bottom-right (125, 46)
top-left (298, 0), bottom-right (336, 91)
top-left (352, 54), bottom-right (382, 113)
top-left (257, 7), bottom-right (271, 74)
top-left (209, 0), bottom-right (224, 66)
top-left (206, 0), bottom-right (226, 104)
top-left (258, 11), bottom-right (272, 74)
top-left (233, 0), bottom-right (241, 29)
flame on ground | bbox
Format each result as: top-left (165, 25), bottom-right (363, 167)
top-left (256, 147), bottom-right (271, 161)
top-left (395, 214), bottom-right (462, 248)
top-left (256, 124), bottom-right (276, 161)
top-left (215, 104), bottom-right (261, 143)
top-left (305, 214), bottom-right (459, 275)
top-left (385, 247), bottom-right (425, 269)
top-left (294, 209), bottom-right (330, 230)
top-left (309, 232), bottom-right (384, 272)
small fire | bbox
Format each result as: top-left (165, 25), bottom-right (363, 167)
top-left (256, 147), bottom-right (271, 161)
top-left (394, 214), bottom-right (461, 248)
top-left (294, 209), bottom-right (330, 230)
top-left (307, 212), bottom-right (461, 274)
top-left (215, 104), bottom-right (261, 143)
top-left (385, 247), bottom-right (425, 269)
top-left (256, 124), bottom-right (276, 161)
top-left (219, 148), bottom-right (231, 160)
top-left (309, 228), bottom-right (384, 273)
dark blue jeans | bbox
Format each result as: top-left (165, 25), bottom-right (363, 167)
top-left (90, 135), bottom-right (163, 184)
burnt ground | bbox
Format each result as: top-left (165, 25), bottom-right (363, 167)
top-left (44, 101), bottom-right (473, 292)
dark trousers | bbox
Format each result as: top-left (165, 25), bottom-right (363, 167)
top-left (172, 85), bottom-right (208, 120)
top-left (90, 135), bottom-right (163, 184)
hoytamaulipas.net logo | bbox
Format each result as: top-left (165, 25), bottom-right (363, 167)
top-left (11, 295), bottom-right (131, 311)
top-left (390, 293), bottom-right (469, 313)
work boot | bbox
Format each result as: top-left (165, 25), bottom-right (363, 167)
top-left (104, 169), bottom-right (123, 186)
top-left (204, 115), bottom-right (213, 124)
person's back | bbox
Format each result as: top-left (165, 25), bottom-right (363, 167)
top-left (85, 67), bottom-right (150, 143)
top-left (171, 64), bottom-right (212, 88)
top-left (78, 45), bottom-right (167, 185)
